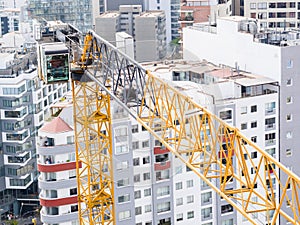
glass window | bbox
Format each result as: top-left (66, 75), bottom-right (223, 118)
top-left (157, 186), bottom-right (170, 197)
top-left (119, 210), bottom-right (131, 221)
top-left (117, 178), bottom-right (129, 187)
top-left (176, 198), bottom-right (183, 206)
top-left (145, 204), bottom-right (151, 213)
top-left (144, 188), bottom-right (151, 197)
top-left (241, 106), bottom-right (247, 114)
top-left (176, 182), bottom-right (182, 190)
top-left (157, 202), bottom-right (170, 213)
top-left (118, 194), bottom-right (130, 203)
top-left (176, 213), bottom-right (183, 221)
top-left (135, 206), bottom-right (142, 215)
top-left (116, 145), bottom-right (128, 154)
top-left (134, 190), bottom-right (141, 199)
top-left (187, 179), bottom-right (193, 188)
top-left (187, 195), bottom-right (194, 203)
top-left (187, 211), bottom-right (194, 219)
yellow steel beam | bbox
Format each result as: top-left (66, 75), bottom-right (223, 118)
top-left (72, 80), bottom-right (115, 225)
top-left (133, 71), bottom-right (300, 225)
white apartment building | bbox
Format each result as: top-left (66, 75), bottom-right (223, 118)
top-left (0, 31), bottom-right (69, 219)
top-left (183, 16), bottom-right (300, 224)
top-left (241, 0), bottom-right (299, 29)
top-left (38, 113), bottom-right (78, 225)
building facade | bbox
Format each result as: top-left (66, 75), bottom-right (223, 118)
top-left (183, 16), bottom-right (300, 224)
top-left (95, 6), bottom-right (167, 62)
top-left (37, 115), bottom-right (78, 225)
top-left (0, 29), bottom-right (69, 220)
top-left (26, 0), bottom-right (100, 33)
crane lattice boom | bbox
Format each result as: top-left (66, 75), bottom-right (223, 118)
top-left (70, 30), bottom-right (300, 225)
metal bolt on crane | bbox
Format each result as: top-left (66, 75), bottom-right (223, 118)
top-left (39, 24), bottom-right (300, 225)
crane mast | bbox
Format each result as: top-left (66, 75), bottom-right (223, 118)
top-left (68, 31), bottom-right (300, 225)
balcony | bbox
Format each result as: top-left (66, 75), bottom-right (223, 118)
top-left (37, 160), bottom-right (81, 173)
top-left (41, 210), bottom-right (78, 224)
top-left (40, 195), bottom-right (78, 207)
top-left (154, 146), bottom-right (169, 155)
top-left (39, 176), bottom-right (77, 189)
top-left (265, 123), bottom-right (276, 131)
top-left (155, 161), bottom-right (171, 171)
top-left (265, 139), bottom-right (276, 147)
top-left (265, 108), bottom-right (276, 116)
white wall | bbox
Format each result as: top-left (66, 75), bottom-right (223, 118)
top-left (183, 18), bottom-right (282, 82)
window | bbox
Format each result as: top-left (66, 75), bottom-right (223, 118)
top-left (135, 206), bottom-right (142, 215)
top-left (221, 204), bottom-right (234, 214)
top-left (116, 145), bottom-right (128, 154)
top-left (116, 161), bottom-right (128, 170)
top-left (117, 178), bottom-right (129, 187)
top-left (134, 190), bottom-right (141, 199)
top-left (156, 170), bottom-right (170, 181)
top-left (187, 211), bottom-right (194, 219)
top-left (241, 123), bottom-right (247, 130)
top-left (118, 194), bottom-right (130, 203)
top-left (251, 136), bottom-right (257, 143)
top-left (143, 156), bottom-right (150, 164)
top-left (70, 188), bottom-right (77, 195)
top-left (286, 114), bottom-right (292, 121)
top-left (286, 96), bottom-right (292, 104)
top-left (176, 213), bottom-right (183, 221)
top-left (132, 141), bottom-right (139, 150)
top-left (134, 174), bottom-right (140, 183)
top-left (175, 166), bottom-right (182, 174)
top-left (265, 102), bottom-right (275, 113)
top-left (221, 219), bottom-right (233, 225)
top-left (69, 170), bottom-right (76, 179)
top-left (201, 207), bottom-right (212, 218)
top-left (187, 195), bottom-right (194, 203)
top-left (157, 186), bottom-right (170, 197)
top-left (286, 78), bottom-right (293, 86)
top-left (257, 2), bottom-right (267, 9)
top-left (71, 205), bottom-right (78, 212)
top-left (145, 204), bottom-right (151, 213)
top-left (142, 140), bottom-right (149, 148)
top-left (250, 3), bottom-right (256, 9)
top-left (133, 158), bottom-right (139, 166)
top-left (132, 125), bottom-right (138, 133)
top-left (201, 192), bottom-right (212, 204)
top-left (241, 106), bottom-right (247, 114)
top-left (176, 197), bottom-right (183, 206)
top-left (250, 105), bottom-right (257, 112)
top-left (119, 210), bottom-right (131, 221)
top-left (251, 121), bottom-right (257, 128)
top-left (251, 151), bottom-right (257, 159)
top-left (187, 179), bottom-right (193, 188)
top-left (144, 188), bottom-right (151, 197)
top-left (219, 110), bottom-right (232, 120)
top-left (186, 165), bottom-right (192, 172)
top-left (157, 202), bottom-right (170, 213)
top-left (176, 182), bottom-right (183, 190)
top-left (287, 59), bottom-right (293, 68)
top-left (286, 149), bottom-right (292, 156)
top-left (143, 172), bottom-right (150, 180)
top-left (286, 131), bottom-right (293, 139)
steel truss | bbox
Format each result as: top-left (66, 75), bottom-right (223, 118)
top-left (73, 30), bottom-right (300, 225)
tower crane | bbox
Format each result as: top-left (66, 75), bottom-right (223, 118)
top-left (41, 25), bottom-right (300, 225)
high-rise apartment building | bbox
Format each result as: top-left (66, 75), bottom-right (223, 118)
top-left (147, 0), bottom-right (180, 42)
top-left (0, 31), bottom-right (69, 220)
top-left (0, 8), bottom-right (20, 36)
top-left (95, 5), bottom-right (167, 62)
top-left (26, 0), bottom-right (100, 33)
top-left (183, 16), bottom-right (300, 224)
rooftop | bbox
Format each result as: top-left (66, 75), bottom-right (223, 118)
top-left (40, 117), bottom-right (73, 134)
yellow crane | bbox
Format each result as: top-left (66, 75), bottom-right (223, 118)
top-left (44, 27), bottom-right (300, 225)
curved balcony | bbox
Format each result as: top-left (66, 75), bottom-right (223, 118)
top-left (41, 211), bottom-right (78, 224)
top-left (40, 195), bottom-right (78, 207)
top-left (38, 176), bottom-right (77, 189)
top-left (154, 161), bottom-right (171, 171)
top-left (154, 146), bottom-right (169, 155)
top-left (38, 144), bottom-right (74, 155)
top-left (38, 161), bottom-right (81, 173)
